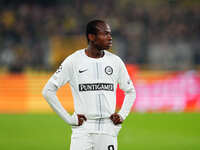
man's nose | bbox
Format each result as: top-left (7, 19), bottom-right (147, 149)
top-left (108, 34), bottom-right (112, 40)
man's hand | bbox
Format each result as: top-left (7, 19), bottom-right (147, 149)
top-left (77, 114), bottom-right (87, 126)
top-left (110, 113), bottom-right (123, 125)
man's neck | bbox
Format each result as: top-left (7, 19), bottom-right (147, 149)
top-left (85, 46), bottom-right (104, 58)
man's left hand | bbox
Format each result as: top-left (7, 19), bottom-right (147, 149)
top-left (110, 113), bottom-right (123, 125)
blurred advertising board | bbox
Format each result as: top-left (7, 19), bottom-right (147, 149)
top-left (0, 65), bottom-right (200, 113)
top-left (117, 66), bottom-right (200, 112)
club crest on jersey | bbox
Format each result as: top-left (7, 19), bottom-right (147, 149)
top-left (105, 66), bottom-right (113, 75)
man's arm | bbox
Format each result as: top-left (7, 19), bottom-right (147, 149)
top-left (42, 81), bottom-right (86, 126)
top-left (110, 89), bottom-right (136, 125)
top-left (110, 58), bottom-right (136, 125)
top-left (118, 88), bottom-right (136, 120)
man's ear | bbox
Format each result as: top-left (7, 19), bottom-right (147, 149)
top-left (88, 33), bottom-right (95, 42)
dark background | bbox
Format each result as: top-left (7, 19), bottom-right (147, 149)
top-left (0, 0), bottom-right (200, 72)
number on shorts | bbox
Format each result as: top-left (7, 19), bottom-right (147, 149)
top-left (108, 145), bottom-right (114, 150)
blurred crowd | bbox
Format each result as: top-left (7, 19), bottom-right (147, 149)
top-left (0, 0), bottom-right (200, 72)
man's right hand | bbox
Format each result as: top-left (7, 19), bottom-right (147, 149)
top-left (77, 114), bottom-right (87, 126)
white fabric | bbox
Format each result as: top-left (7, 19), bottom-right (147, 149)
top-left (42, 81), bottom-right (79, 125)
top-left (70, 132), bottom-right (117, 150)
top-left (42, 49), bottom-right (136, 135)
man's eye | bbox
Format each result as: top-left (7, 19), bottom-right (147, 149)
top-left (105, 32), bottom-right (111, 35)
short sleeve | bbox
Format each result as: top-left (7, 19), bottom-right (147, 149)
top-left (49, 57), bottom-right (73, 88)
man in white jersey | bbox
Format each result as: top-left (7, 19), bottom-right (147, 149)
top-left (42, 20), bottom-right (136, 150)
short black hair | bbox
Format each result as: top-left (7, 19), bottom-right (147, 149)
top-left (86, 19), bottom-right (105, 43)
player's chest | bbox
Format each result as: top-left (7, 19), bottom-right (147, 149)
top-left (73, 61), bottom-right (118, 82)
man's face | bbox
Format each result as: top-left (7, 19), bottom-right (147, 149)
top-left (92, 23), bottom-right (112, 50)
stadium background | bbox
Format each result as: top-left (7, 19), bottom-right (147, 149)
top-left (0, 0), bottom-right (200, 150)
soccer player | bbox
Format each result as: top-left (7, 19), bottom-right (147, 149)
top-left (42, 19), bottom-right (136, 150)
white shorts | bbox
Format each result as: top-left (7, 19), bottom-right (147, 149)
top-left (70, 133), bottom-right (117, 150)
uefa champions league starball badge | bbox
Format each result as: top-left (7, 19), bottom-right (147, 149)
top-left (56, 65), bottom-right (62, 73)
top-left (105, 66), bottom-right (113, 75)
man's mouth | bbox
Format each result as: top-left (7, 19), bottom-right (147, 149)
top-left (108, 41), bottom-right (112, 46)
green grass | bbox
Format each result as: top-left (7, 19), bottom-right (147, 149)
top-left (0, 113), bottom-right (200, 150)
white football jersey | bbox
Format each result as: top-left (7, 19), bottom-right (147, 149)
top-left (50, 49), bottom-right (134, 121)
